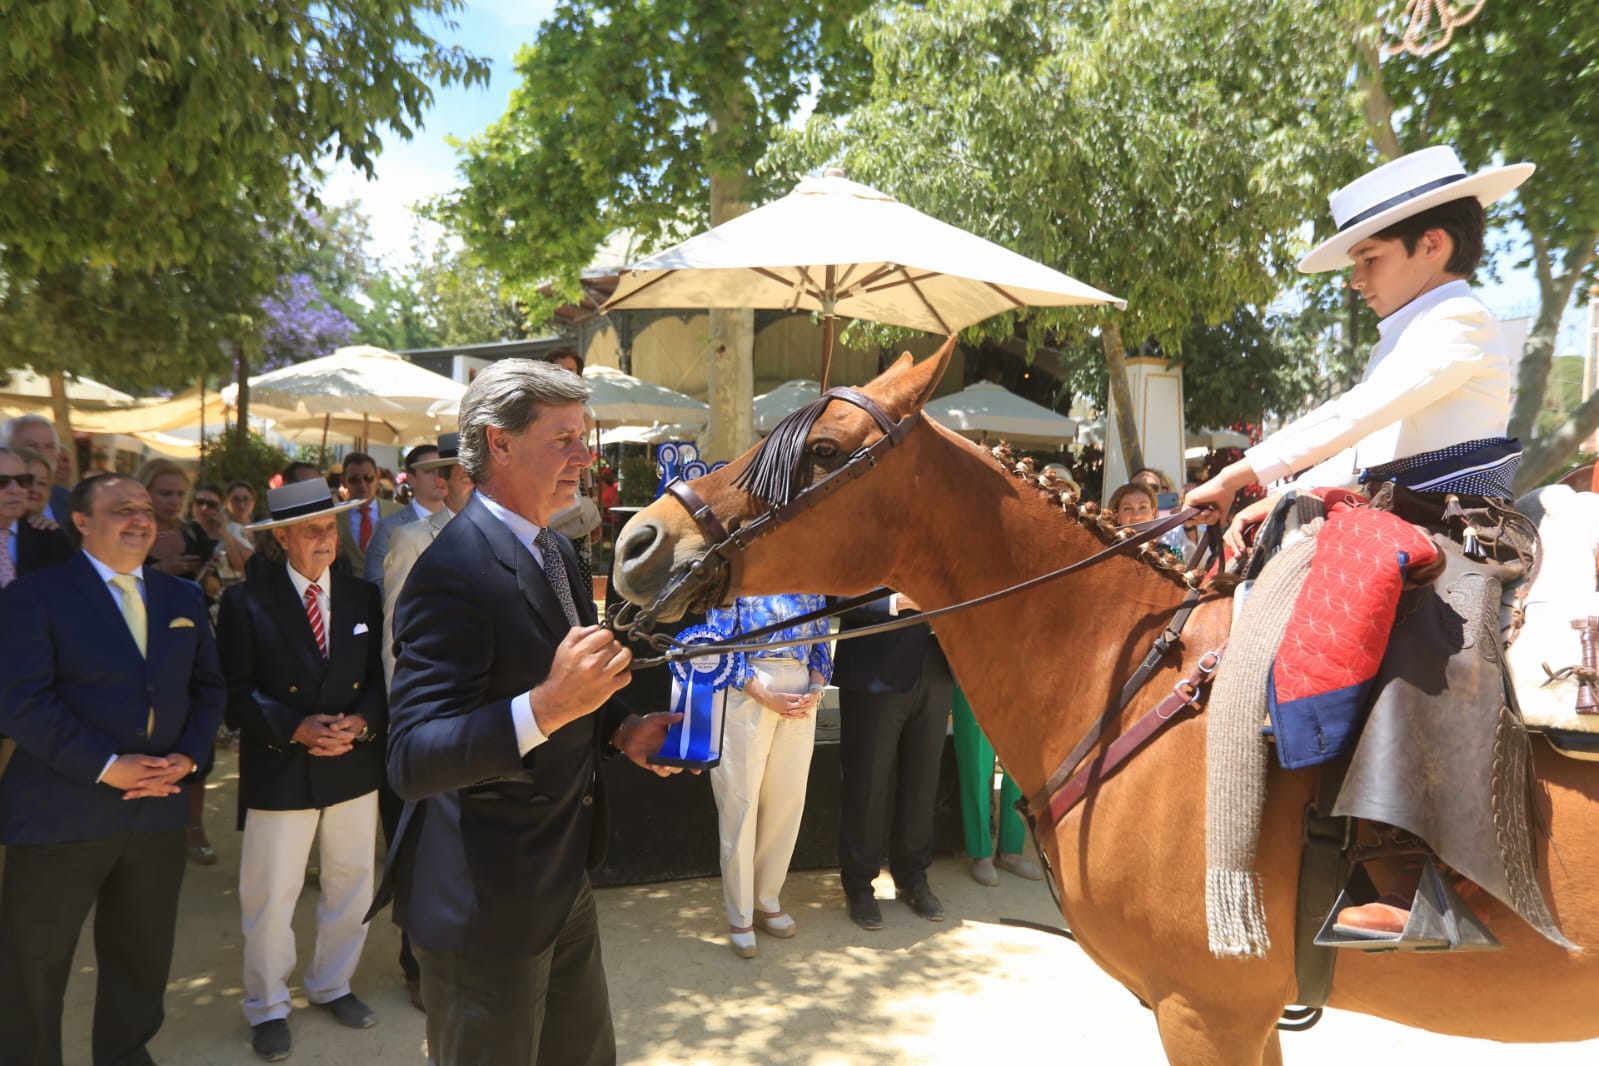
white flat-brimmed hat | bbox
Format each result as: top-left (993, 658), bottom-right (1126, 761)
top-left (1298, 146), bottom-right (1533, 274)
top-left (245, 478), bottom-right (364, 531)
top-left (411, 433), bottom-right (460, 472)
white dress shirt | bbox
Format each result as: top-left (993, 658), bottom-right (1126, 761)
top-left (285, 562), bottom-right (332, 639)
top-left (1246, 280), bottom-right (1512, 491)
top-left (475, 493), bottom-right (555, 756)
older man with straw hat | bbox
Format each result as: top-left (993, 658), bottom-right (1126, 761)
top-left (217, 478), bottom-right (388, 1061)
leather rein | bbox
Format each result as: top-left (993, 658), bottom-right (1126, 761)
top-left (606, 386), bottom-right (1208, 673)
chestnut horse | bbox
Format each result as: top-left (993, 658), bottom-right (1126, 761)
top-left (611, 342), bottom-right (1599, 1064)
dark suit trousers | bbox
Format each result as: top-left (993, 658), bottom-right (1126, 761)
top-left (416, 876), bottom-right (614, 1066)
top-left (0, 828), bottom-right (185, 1066)
top-left (837, 663), bottom-right (954, 895)
top-left (377, 785), bottom-right (420, 981)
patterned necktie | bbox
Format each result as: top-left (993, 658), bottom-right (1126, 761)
top-left (0, 528), bottom-right (14, 588)
top-left (358, 505), bottom-right (373, 552)
top-left (110, 574), bottom-right (147, 657)
top-left (305, 582), bottom-right (328, 659)
top-left (535, 528), bottom-right (582, 628)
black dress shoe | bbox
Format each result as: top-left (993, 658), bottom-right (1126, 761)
top-left (251, 1019), bottom-right (291, 1062)
top-left (314, 992), bottom-right (377, 1029)
top-left (898, 881), bottom-right (946, 921)
top-left (845, 888), bottom-right (884, 931)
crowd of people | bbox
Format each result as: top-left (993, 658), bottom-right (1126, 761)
top-left (0, 354), bottom-right (1042, 1066)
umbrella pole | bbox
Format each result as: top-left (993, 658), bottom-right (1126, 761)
top-left (319, 414), bottom-right (331, 472)
top-left (819, 315), bottom-right (836, 393)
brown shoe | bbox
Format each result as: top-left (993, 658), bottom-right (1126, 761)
top-left (1332, 893), bottom-right (1411, 939)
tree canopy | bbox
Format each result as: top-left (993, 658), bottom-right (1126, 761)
top-left (1, 0), bottom-right (487, 391)
top-left (767, 0), bottom-right (1368, 467)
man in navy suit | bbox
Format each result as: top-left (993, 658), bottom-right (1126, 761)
top-left (376, 359), bottom-right (680, 1066)
top-left (218, 478), bottom-right (388, 1061)
top-left (0, 473), bottom-right (226, 1066)
top-left (832, 593), bottom-right (953, 930)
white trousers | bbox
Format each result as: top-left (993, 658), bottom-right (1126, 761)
top-left (709, 658), bottom-right (817, 928)
top-left (239, 790), bottom-right (378, 1025)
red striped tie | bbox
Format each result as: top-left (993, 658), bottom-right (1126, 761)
top-left (305, 582), bottom-right (327, 659)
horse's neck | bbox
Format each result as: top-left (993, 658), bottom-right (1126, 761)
top-left (884, 442), bottom-right (1199, 798)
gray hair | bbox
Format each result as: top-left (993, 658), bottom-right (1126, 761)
top-left (0, 414), bottom-right (60, 452)
top-left (457, 358), bottom-right (590, 484)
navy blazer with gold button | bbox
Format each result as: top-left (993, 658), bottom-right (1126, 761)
top-left (0, 552), bottom-right (225, 844)
top-left (217, 564), bottom-right (387, 827)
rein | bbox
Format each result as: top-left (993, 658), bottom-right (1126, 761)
top-left (612, 507), bottom-right (1204, 670)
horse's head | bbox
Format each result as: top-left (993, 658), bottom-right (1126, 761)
top-left (612, 336), bottom-right (956, 622)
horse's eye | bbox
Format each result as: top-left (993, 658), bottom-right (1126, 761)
top-left (810, 440), bottom-right (841, 461)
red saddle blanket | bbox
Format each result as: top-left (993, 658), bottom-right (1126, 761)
top-left (1267, 492), bottom-right (1439, 769)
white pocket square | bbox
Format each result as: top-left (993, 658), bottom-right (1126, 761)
top-left (352, 622), bottom-right (370, 635)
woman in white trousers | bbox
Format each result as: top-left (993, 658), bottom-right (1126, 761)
top-left (706, 594), bottom-right (832, 958)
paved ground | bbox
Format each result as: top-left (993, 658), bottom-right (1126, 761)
top-left (53, 752), bottom-right (1599, 1064)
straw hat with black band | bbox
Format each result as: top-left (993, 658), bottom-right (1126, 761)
top-left (1298, 146), bottom-right (1533, 274)
top-left (245, 478), bottom-right (364, 532)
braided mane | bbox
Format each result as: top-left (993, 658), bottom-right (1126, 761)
top-left (988, 442), bottom-right (1199, 586)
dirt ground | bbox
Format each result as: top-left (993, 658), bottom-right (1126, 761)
top-left (47, 751), bottom-right (1599, 1064)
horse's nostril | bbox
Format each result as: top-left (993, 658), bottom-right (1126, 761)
top-left (619, 522), bottom-right (660, 566)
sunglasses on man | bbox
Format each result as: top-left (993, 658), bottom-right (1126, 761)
top-left (0, 473), bottom-right (36, 489)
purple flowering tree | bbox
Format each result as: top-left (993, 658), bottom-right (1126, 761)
top-left (233, 272), bottom-right (357, 449)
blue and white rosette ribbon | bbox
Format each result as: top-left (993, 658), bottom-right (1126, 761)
top-left (653, 624), bottom-right (744, 768)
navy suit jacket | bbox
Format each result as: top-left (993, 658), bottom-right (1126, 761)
top-left (829, 593), bottom-right (950, 695)
top-left (217, 565), bottom-right (387, 827)
top-left (0, 552), bottom-right (226, 845)
top-left (374, 494), bottom-right (633, 957)
top-left (46, 484), bottom-right (71, 525)
top-left (15, 519), bottom-right (72, 577)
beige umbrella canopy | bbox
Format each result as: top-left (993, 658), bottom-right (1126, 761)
top-left (924, 381), bottom-right (1077, 448)
top-left (581, 365), bottom-right (710, 427)
top-left (753, 379), bottom-right (822, 434)
top-left (604, 170), bottom-right (1123, 388)
top-left (219, 345), bottom-right (464, 448)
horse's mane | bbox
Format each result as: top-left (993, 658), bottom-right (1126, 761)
top-left (987, 442), bottom-right (1199, 587)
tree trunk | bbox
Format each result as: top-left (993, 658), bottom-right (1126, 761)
top-left (48, 369), bottom-right (78, 482)
top-left (699, 123), bottom-right (755, 464)
top-left (1354, 38), bottom-right (1403, 161)
top-left (1515, 390), bottom-right (1599, 492)
top-left (1101, 321), bottom-right (1145, 477)
top-left (234, 345), bottom-right (251, 453)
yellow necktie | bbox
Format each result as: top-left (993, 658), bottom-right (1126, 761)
top-left (111, 574), bottom-right (147, 657)
top-left (112, 574), bottom-right (154, 736)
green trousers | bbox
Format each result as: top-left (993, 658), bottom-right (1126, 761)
top-left (950, 685), bottom-right (1025, 859)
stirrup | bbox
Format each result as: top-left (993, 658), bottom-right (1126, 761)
top-left (1313, 859), bottom-right (1501, 953)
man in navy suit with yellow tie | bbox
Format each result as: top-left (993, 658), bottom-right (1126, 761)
top-left (0, 473), bottom-right (225, 1066)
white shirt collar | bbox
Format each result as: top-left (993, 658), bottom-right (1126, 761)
top-left (409, 498), bottom-right (435, 521)
top-left (83, 548), bottom-right (143, 584)
top-left (285, 562), bottom-right (331, 599)
top-left (1376, 278), bottom-right (1473, 341)
top-left (475, 492), bottom-right (545, 555)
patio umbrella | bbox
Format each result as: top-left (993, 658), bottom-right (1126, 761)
top-left (604, 170), bottom-right (1123, 389)
top-left (924, 381), bottom-right (1078, 447)
top-left (598, 423), bottom-right (701, 445)
top-left (753, 379), bottom-right (821, 433)
top-left (222, 345), bottom-right (465, 421)
top-left (581, 365), bottom-right (710, 427)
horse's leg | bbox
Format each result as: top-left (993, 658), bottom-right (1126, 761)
top-left (1151, 995), bottom-right (1281, 1066)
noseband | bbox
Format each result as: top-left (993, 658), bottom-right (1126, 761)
top-left (608, 387), bottom-right (919, 647)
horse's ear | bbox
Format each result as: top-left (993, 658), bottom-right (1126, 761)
top-left (875, 335), bottom-right (956, 417)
